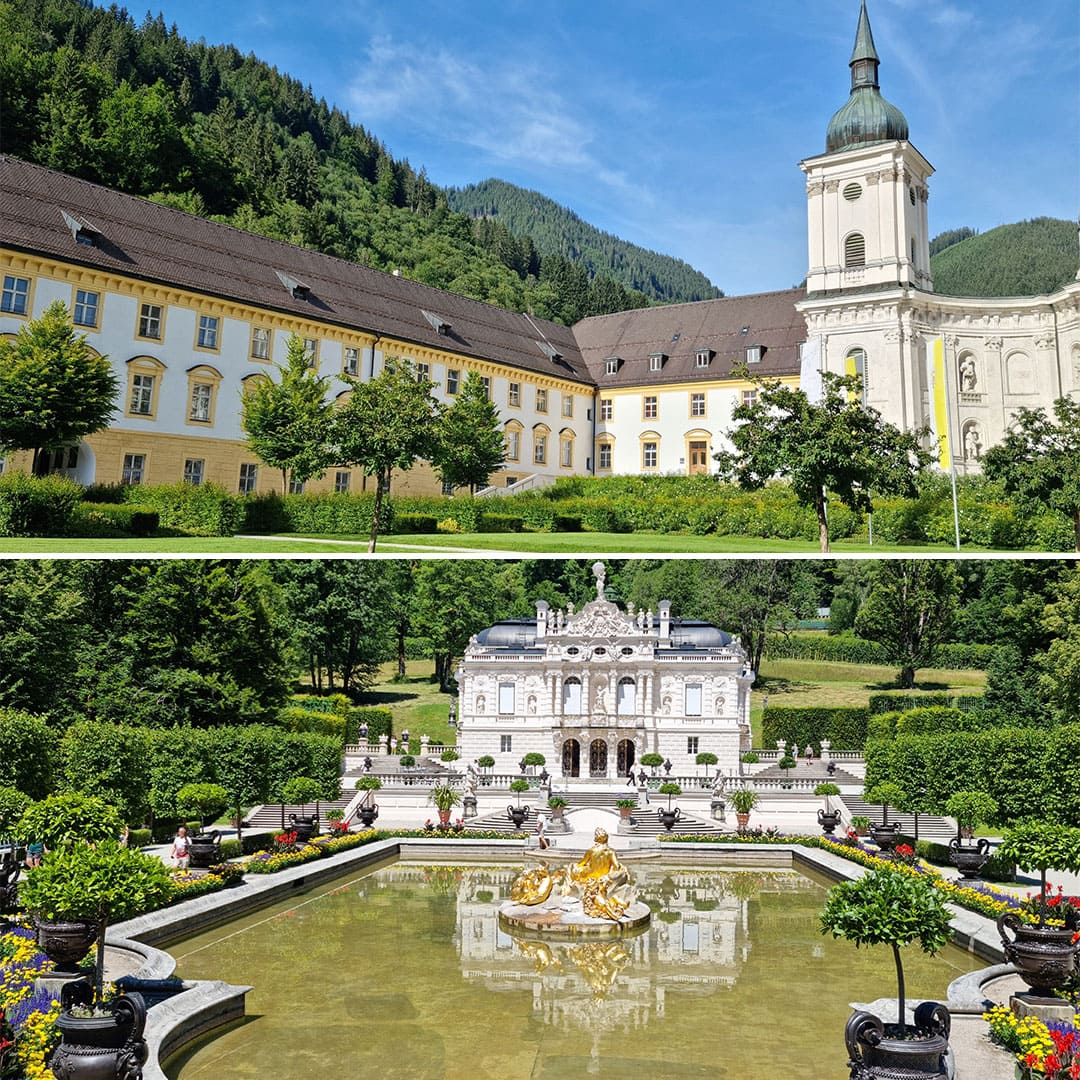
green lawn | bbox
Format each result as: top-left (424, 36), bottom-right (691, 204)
top-left (356, 661), bottom-right (458, 749)
top-left (0, 531), bottom-right (989, 556)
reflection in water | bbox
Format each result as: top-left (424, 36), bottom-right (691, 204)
top-left (169, 862), bottom-right (982, 1080)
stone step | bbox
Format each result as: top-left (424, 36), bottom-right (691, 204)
top-left (466, 806), bottom-right (724, 837)
top-left (245, 794), bottom-right (351, 831)
top-left (839, 796), bottom-right (958, 842)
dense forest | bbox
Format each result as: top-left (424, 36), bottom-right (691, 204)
top-left (448, 178), bottom-right (722, 304)
top-left (929, 218), bottom-right (1076, 298)
top-left (0, 0), bottom-right (661, 324)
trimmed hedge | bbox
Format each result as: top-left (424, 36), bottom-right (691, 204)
top-left (864, 723), bottom-right (1080, 826)
top-left (766, 634), bottom-right (997, 672)
top-left (244, 492), bottom-right (385, 537)
top-left (478, 513), bottom-right (524, 533)
top-left (761, 706), bottom-right (869, 753)
top-left (68, 502), bottom-right (159, 537)
top-left (393, 513), bottom-right (438, 534)
top-left (350, 706), bottom-right (393, 741)
top-left (219, 831), bottom-right (276, 860)
top-left (86, 483), bottom-right (245, 536)
top-left (0, 473), bottom-right (82, 536)
top-left (867, 706), bottom-right (1001, 741)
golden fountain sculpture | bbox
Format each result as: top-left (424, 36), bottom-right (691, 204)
top-left (503, 828), bottom-right (648, 932)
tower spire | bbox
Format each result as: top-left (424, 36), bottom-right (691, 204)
top-left (850, 0), bottom-right (880, 90)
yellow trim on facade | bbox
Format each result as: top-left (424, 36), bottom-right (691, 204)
top-left (602, 374), bottom-right (800, 398)
top-left (70, 284), bottom-right (102, 330)
top-left (0, 268), bottom-right (35, 321)
top-left (125, 356), bottom-right (166, 419)
top-left (185, 365), bottom-right (224, 428)
top-left (193, 312), bottom-right (222, 354)
top-left (134, 298), bottom-right (167, 344)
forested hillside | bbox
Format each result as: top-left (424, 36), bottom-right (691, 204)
top-left (449, 179), bottom-right (722, 304)
top-left (0, 0), bottom-right (662, 324)
top-left (930, 218), bottom-right (1076, 297)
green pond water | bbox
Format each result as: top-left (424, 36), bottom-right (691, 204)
top-left (166, 860), bottom-right (982, 1079)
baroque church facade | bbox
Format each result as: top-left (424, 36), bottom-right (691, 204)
top-left (0, 1), bottom-right (1076, 491)
top-left (454, 564), bottom-right (754, 779)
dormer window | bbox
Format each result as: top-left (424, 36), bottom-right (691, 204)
top-left (422, 309), bottom-right (452, 335)
top-left (536, 341), bottom-right (564, 364)
top-left (605, 357), bottom-right (621, 376)
top-left (746, 346), bottom-right (762, 364)
top-left (649, 353), bottom-right (666, 372)
top-left (275, 270), bottom-right (311, 300)
top-left (61, 210), bottom-right (101, 246)
top-left (695, 349), bottom-right (712, 369)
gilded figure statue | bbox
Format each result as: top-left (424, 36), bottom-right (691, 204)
top-left (507, 828), bottom-right (636, 922)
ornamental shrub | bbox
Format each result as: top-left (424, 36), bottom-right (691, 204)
top-left (16, 792), bottom-right (123, 849)
top-left (59, 720), bottom-right (153, 824)
top-left (0, 709), bottom-right (56, 799)
top-left (0, 786), bottom-right (31, 836)
top-left (110, 482), bottom-right (244, 536)
top-left (0, 472), bottom-right (82, 536)
top-left (175, 783), bottom-right (229, 828)
top-left (67, 502), bottom-right (159, 537)
top-left (350, 707), bottom-right (392, 741)
top-left (762, 706), bottom-right (869, 753)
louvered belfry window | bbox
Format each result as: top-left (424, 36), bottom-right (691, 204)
top-left (845, 233), bottom-right (866, 268)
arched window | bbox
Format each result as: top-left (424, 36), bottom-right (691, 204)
top-left (126, 356), bottom-right (166, 419)
top-left (563, 677), bottom-right (581, 715)
top-left (845, 348), bottom-right (868, 405)
top-left (617, 677), bottom-right (636, 716)
top-left (504, 420), bottom-right (523, 462)
top-left (844, 233), bottom-right (866, 268)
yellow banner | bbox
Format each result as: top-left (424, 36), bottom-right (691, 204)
top-left (929, 336), bottom-right (951, 469)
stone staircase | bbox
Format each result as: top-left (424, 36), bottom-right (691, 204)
top-left (466, 802), bottom-right (724, 837)
top-left (245, 792), bottom-right (352, 832)
top-left (839, 795), bottom-right (958, 843)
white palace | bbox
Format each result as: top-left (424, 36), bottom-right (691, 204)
top-left (455, 564), bottom-right (753, 778)
top-left (0, 2), bottom-right (1077, 490)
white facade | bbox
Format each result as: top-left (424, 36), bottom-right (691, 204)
top-left (455, 565), bottom-right (753, 779)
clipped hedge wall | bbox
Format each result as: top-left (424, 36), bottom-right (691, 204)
top-left (350, 706), bottom-right (393, 741)
top-left (760, 706), bottom-right (869, 753)
top-left (0, 473), bottom-right (82, 536)
top-left (88, 483), bottom-right (245, 536)
top-left (244, 492), bottom-right (385, 537)
top-left (864, 723), bottom-right (1080, 826)
top-left (766, 634), bottom-right (997, 672)
top-left (68, 502), bottom-right (159, 537)
top-left (393, 513), bottom-right (438, 534)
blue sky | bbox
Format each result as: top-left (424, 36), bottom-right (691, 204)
top-left (146, 0), bottom-right (1079, 296)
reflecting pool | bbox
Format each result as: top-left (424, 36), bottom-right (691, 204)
top-left (166, 861), bottom-right (982, 1079)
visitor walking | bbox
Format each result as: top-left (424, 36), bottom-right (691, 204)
top-left (170, 826), bottom-right (190, 869)
top-left (536, 813), bottom-right (549, 851)
top-left (25, 839), bottom-right (43, 868)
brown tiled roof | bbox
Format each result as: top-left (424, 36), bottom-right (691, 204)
top-left (0, 155), bottom-right (592, 385)
top-left (574, 289), bottom-right (807, 388)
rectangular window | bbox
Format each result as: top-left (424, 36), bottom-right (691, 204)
top-left (600, 399), bottom-right (613, 421)
top-left (742, 389), bottom-right (758, 407)
top-left (498, 683), bottom-right (515, 714)
top-left (746, 345), bottom-right (762, 364)
top-left (130, 374), bottom-right (154, 415)
top-left (696, 351), bottom-right (711, 368)
top-left (288, 476), bottom-right (305, 495)
top-left (441, 480), bottom-right (455, 496)
top-left (685, 684), bottom-right (702, 716)
top-left (189, 383), bottom-right (212, 423)
top-left (139, 303), bottom-right (162, 339)
top-left (343, 347), bottom-right (360, 376)
top-left (605, 358), bottom-right (619, 375)
top-left (416, 362), bottom-right (430, 381)
top-left (562, 394), bottom-right (573, 418)
top-left (687, 736), bottom-right (699, 755)
top-left (500, 735), bottom-right (513, 753)
top-left (197, 315), bottom-right (219, 350)
top-left (534, 434), bottom-right (547, 465)
top-left (1, 275), bottom-right (29, 315)
top-left (508, 381), bottom-right (520, 407)
top-left (480, 376), bottom-right (491, 400)
top-left (690, 392), bottom-right (706, 417)
top-left (506, 430), bottom-right (520, 461)
top-left (643, 396), bottom-right (658, 420)
top-left (73, 289), bottom-right (99, 327)
top-left (251, 327), bottom-right (271, 360)
top-left (642, 441), bottom-right (658, 469)
top-left (536, 388), bottom-right (548, 412)
top-left (598, 443), bottom-right (612, 470)
top-left (238, 463), bottom-right (258, 494)
top-left (446, 369), bottom-right (459, 395)
top-left (303, 338), bottom-right (318, 366)
top-left (122, 454), bottom-right (145, 485)
top-left (560, 437), bottom-right (573, 468)
top-left (183, 458), bottom-right (204, 486)
top-left (649, 353), bottom-right (664, 372)
top-left (335, 471), bottom-right (351, 494)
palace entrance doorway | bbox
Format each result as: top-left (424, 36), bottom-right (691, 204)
top-left (561, 738), bottom-right (580, 777)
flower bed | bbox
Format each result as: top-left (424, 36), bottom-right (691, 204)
top-left (985, 1005), bottom-right (1080, 1078)
top-left (0, 926), bottom-right (61, 1080)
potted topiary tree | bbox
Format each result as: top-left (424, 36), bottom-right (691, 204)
top-left (20, 840), bottom-right (174, 1079)
top-left (428, 783), bottom-right (462, 827)
top-left (17, 793), bottom-right (123, 970)
top-left (778, 753), bottom-right (797, 789)
top-left (740, 752), bottom-right (760, 765)
top-left (175, 783), bottom-right (229, 869)
top-left (850, 815), bottom-right (872, 838)
top-left (815, 783), bottom-right (843, 835)
top-left (440, 749), bottom-right (460, 764)
top-left (281, 777), bottom-right (326, 843)
top-left (695, 752), bottom-right (719, 786)
top-left (522, 752), bottom-right (546, 774)
top-left (477, 755), bottom-right (495, 785)
top-left (727, 788), bottom-right (759, 831)
top-left (354, 776), bottom-right (382, 828)
top-left (864, 782), bottom-right (906, 853)
top-left (821, 865), bottom-right (953, 1077)
top-left (507, 779), bottom-right (531, 828)
top-left (944, 791), bottom-right (998, 879)
top-left (997, 822), bottom-right (1080, 998)
top-left (657, 783), bottom-right (682, 831)
top-left (640, 753), bottom-right (664, 776)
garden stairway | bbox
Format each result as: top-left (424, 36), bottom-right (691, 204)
top-left (244, 792), bottom-right (353, 832)
top-left (838, 795), bottom-right (958, 843)
top-left (466, 803), bottom-right (725, 837)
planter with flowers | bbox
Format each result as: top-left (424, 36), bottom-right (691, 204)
top-left (821, 865), bottom-right (954, 1080)
top-left (429, 783), bottom-right (463, 826)
top-left (944, 791), bottom-right (998, 880)
top-left (815, 783), bottom-right (842, 835)
top-left (326, 809), bottom-right (348, 836)
top-left (19, 840), bottom-right (174, 1079)
top-left (547, 795), bottom-right (571, 833)
top-left (985, 1004), bottom-right (1079, 1079)
top-left (727, 788), bottom-right (759, 831)
top-left (997, 822), bottom-right (1080, 999)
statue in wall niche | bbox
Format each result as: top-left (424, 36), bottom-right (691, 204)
top-left (661, 696), bottom-right (671, 716)
top-left (527, 695), bottom-right (537, 714)
top-left (476, 695), bottom-right (485, 714)
top-left (714, 696), bottom-right (725, 714)
top-left (567, 601), bottom-right (575, 616)
top-left (959, 355), bottom-right (977, 391)
top-left (964, 426), bottom-right (982, 461)
top-left (594, 687), bottom-right (607, 715)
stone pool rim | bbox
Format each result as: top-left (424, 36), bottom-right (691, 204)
top-left (105, 837), bottom-right (1010, 1080)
